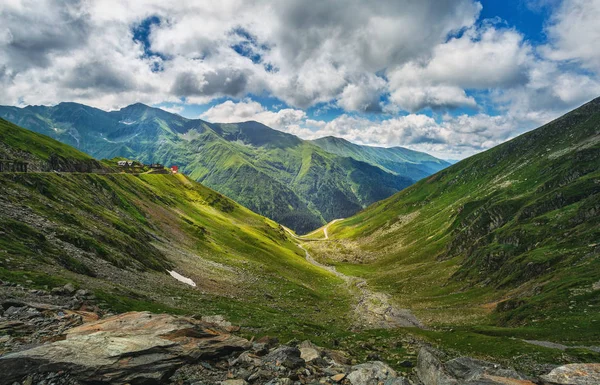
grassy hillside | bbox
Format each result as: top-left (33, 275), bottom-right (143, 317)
top-left (0, 118), bottom-right (106, 172)
top-left (0, 103), bottom-right (431, 233)
top-left (311, 136), bottom-right (450, 180)
top-left (312, 97), bottom-right (600, 343)
top-left (0, 120), bottom-right (354, 341)
top-left (2, 112), bottom-right (599, 373)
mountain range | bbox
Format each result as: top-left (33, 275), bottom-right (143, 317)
top-left (0, 103), bottom-right (449, 233)
top-left (1, 98), bottom-right (599, 377)
top-left (0, 116), bottom-right (353, 337)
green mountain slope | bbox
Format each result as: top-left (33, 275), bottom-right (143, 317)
top-left (316, 97), bottom-right (600, 341)
top-left (0, 117), bottom-right (106, 172)
top-left (311, 136), bottom-right (450, 180)
top-left (0, 118), bottom-right (353, 339)
top-left (0, 103), bottom-right (441, 233)
top-left (2, 116), bottom-right (600, 372)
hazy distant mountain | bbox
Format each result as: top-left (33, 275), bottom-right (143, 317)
top-left (311, 136), bottom-right (450, 181)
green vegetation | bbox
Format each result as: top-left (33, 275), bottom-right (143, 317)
top-left (0, 268), bottom-right (69, 290)
top-left (0, 118), bottom-right (106, 172)
top-left (0, 169), bottom-right (356, 337)
top-left (314, 326), bottom-right (600, 374)
top-left (0, 118), bottom-right (354, 343)
top-left (0, 103), bottom-right (446, 233)
top-left (315, 97), bottom-right (600, 344)
top-left (1, 106), bottom-right (599, 372)
top-left (0, 118), bottom-right (91, 162)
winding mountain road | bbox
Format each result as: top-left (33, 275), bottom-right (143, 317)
top-left (285, 220), bottom-right (423, 329)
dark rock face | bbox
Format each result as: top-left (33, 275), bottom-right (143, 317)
top-left (444, 356), bottom-right (525, 382)
top-left (263, 346), bottom-right (305, 369)
top-left (0, 311), bottom-right (251, 385)
top-left (416, 348), bottom-right (536, 385)
top-left (416, 348), bottom-right (458, 385)
top-left (47, 153), bottom-right (106, 173)
top-left (0, 141), bottom-right (105, 173)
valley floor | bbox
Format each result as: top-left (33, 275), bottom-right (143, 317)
top-left (286, 224), bottom-right (423, 329)
top-left (293, 218), bottom-right (600, 376)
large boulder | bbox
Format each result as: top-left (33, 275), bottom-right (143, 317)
top-left (445, 356), bottom-right (526, 383)
top-left (0, 311), bottom-right (250, 385)
top-left (540, 364), bottom-right (600, 385)
top-left (416, 348), bottom-right (535, 385)
top-left (417, 348), bottom-right (458, 385)
top-left (346, 361), bottom-right (399, 385)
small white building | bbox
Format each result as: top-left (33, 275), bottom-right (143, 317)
top-left (117, 160), bottom-right (127, 166)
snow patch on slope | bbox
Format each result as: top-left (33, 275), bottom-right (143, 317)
top-left (168, 270), bottom-right (196, 287)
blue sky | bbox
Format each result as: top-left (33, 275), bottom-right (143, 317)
top-left (0, 0), bottom-right (598, 158)
top-left (479, 0), bottom-right (552, 42)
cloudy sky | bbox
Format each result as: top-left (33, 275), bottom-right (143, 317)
top-left (1, 0), bottom-right (599, 159)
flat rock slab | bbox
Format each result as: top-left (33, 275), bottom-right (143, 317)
top-left (0, 311), bottom-right (250, 385)
top-left (540, 364), bottom-right (600, 385)
top-left (300, 347), bottom-right (320, 362)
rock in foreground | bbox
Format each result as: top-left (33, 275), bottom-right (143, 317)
top-left (346, 361), bottom-right (400, 385)
top-left (416, 347), bottom-right (536, 385)
top-left (540, 363), bottom-right (600, 385)
top-left (0, 311), bottom-right (251, 385)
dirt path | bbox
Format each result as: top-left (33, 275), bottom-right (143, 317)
top-left (323, 218), bottom-right (342, 239)
top-left (286, 223), bottom-right (423, 329)
top-left (523, 340), bottom-right (600, 352)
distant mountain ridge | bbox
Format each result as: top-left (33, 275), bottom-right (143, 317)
top-left (0, 102), bottom-right (448, 233)
top-left (311, 136), bottom-right (450, 181)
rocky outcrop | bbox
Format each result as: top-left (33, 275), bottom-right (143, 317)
top-left (2, 300), bottom-right (597, 385)
top-left (0, 297), bottom-right (415, 385)
top-left (346, 361), bottom-right (400, 385)
top-left (0, 282), bottom-right (102, 356)
top-left (416, 348), bottom-right (536, 385)
top-left (540, 363), bottom-right (600, 385)
top-left (445, 356), bottom-right (527, 383)
top-left (0, 141), bottom-right (107, 173)
top-left (0, 311), bottom-right (250, 385)
top-left (416, 348), bottom-right (458, 385)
